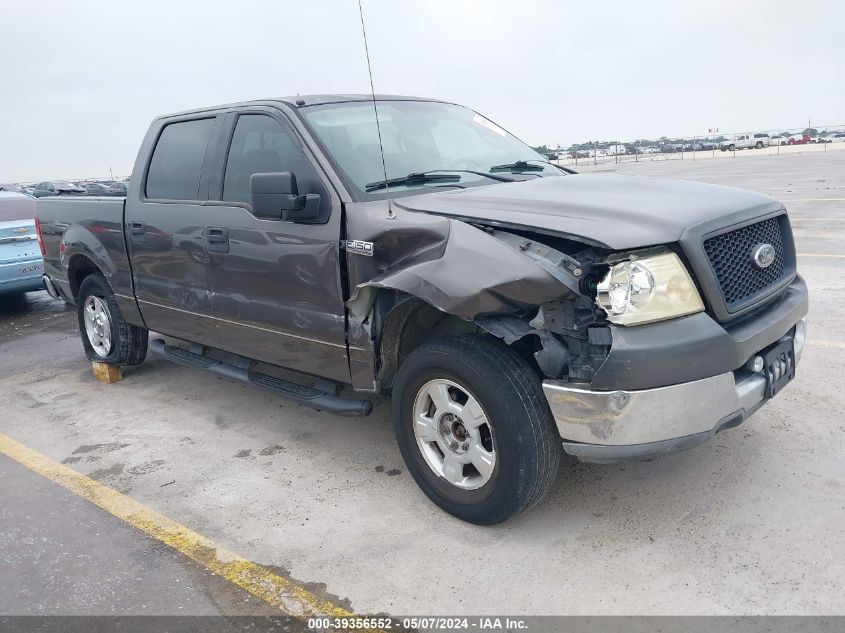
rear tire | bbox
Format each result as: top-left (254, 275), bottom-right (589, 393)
top-left (392, 335), bottom-right (560, 525)
top-left (77, 272), bottom-right (148, 366)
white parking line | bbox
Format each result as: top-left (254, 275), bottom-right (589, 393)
top-left (749, 178), bottom-right (834, 182)
top-left (797, 253), bottom-right (845, 258)
top-left (764, 187), bottom-right (841, 191)
top-left (808, 340), bottom-right (845, 349)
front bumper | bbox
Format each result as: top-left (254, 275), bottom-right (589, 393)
top-left (543, 317), bottom-right (806, 463)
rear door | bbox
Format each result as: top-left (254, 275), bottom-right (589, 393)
top-left (125, 115), bottom-right (221, 346)
top-left (202, 108), bottom-right (349, 382)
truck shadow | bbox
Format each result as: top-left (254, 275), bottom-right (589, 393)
top-left (0, 290), bottom-right (74, 340)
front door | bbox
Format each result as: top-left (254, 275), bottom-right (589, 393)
top-left (203, 111), bottom-right (349, 383)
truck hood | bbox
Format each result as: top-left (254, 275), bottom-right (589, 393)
top-left (393, 174), bottom-right (782, 250)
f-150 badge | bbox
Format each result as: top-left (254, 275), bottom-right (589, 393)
top-left (341, 239), bottom-right (374, 256)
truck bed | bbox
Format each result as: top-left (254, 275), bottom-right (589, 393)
top-left (36, 196), bottom-right (134, 306)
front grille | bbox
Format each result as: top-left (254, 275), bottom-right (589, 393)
top-left (703, 216), bottom-right (788, 311)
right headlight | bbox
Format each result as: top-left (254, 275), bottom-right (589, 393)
top-left (595, 251), bottom-right (704, 326)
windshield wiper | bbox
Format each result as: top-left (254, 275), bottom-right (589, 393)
top-left (489, 160), bottom-right (547, 173)
top-left (365, 172), bottom-right (461, 192)
top-left (365, 170), bottom-right (513, 192)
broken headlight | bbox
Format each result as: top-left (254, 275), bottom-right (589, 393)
top-left (595, 251), bottom-right (704, 326)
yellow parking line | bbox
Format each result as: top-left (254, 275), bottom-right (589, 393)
top-left (797, 253), bottom-right (845, 258)
top-left (808, 339), bottom-right (845, 349)
top-left (0, 433), bottom-right (357, 621)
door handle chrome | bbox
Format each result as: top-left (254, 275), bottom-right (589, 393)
top-left (206, 227), bottom-right (230, 253)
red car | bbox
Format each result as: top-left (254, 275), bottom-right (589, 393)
top-left (787, 133), bottom-right (812, 145)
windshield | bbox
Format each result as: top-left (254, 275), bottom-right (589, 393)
top-left (301, 100), bottom-right (561, 199)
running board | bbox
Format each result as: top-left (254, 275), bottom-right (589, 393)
top-left (148, 339), bottom-right (373, 417)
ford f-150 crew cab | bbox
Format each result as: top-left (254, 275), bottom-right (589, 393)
top-left (36, 95), bottom-right (809, 524)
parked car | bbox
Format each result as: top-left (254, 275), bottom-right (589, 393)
top-left (0, 184), bottom-right (30, 195)
top-left (636, 146), bottom-right (659, 154)
top-left (827, 133), bottom-right (845, 143)
top-left (32, 180), bottom-right (85, 198)
top-left (77, 182), bottom-right (111, 195)
top-left (605, 144), bottom-right (627, 155)
top-left (788, 133), bottom-right (812, 145)
top-left (0, 191), bottom-right (44, 295)
top-left (104, 181), bottom-right (128, 196)
top-left (721, 134), bottom-right (771, 151)
top-left (36, 95), bottom-right (808, 524)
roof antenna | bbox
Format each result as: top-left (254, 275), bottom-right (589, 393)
top-left (358, 0), bottom-right (395, 220)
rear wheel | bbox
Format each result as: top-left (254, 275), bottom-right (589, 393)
top-left (392, 335), bottom-right (560, 525)
top-left (77, 272), bottom-right (148, 366)
top-left (755, 141), bottom-right (764, 149)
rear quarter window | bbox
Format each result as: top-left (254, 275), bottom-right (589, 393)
top-left (145, 118), bottom-right (215, 200)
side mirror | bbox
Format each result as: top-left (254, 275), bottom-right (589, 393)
top-left (249, 172), bottom-right (320, 222)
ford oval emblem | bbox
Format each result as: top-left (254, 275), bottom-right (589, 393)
top-left (752, 244), bottom-right (776, 269)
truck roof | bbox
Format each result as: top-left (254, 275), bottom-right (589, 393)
top-left (157, 94), bottom-right (448, 120)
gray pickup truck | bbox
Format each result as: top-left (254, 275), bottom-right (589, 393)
top-left (36, 95), bottom-right (808, 524)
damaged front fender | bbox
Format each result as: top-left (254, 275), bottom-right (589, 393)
top-left (343, 201), bottom-right (607, 389)
top-left (344, 201), bottom-right (577, 320)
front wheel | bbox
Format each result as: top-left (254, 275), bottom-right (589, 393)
top-left (77, 272), bottom-right (148, 366)
top-left (392, 335), bottom-right (560, 525)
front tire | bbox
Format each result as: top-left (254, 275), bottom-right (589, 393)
top-left (77, 272), bottom-right (148, 366)
top-left (392, 335), bottom-right (560, 525)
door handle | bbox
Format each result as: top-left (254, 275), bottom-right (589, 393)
top-left (206, 227), bottom-right (229, 253)
top-left (128, 221), bottom-right (146, 243)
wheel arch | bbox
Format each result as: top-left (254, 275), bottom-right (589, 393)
top-left (371, 291), bottom-right (549, 394)
top-left (67, 253), bottom-right (105, 300)
top-left (62, 223), bottom-right (119, 301)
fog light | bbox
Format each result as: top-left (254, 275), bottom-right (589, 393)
top-left (747, 355), bottom-right (765, 373)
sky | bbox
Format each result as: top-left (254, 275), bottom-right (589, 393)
top-left (1, 0), bottom-right (843, 182)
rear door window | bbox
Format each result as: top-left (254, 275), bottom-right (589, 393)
top-left (146, 118), bottom-right (215, 200)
